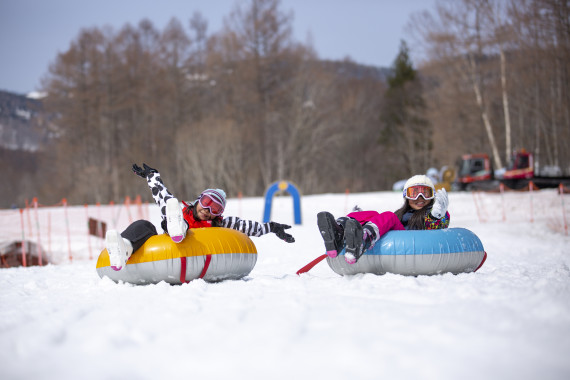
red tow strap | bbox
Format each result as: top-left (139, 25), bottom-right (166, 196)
top-left (180, 255), bottom-right (212, 283)
top-left (296, 254), bottom-right (328, 275)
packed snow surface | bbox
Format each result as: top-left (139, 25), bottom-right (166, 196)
top-left (1, 190), bottom-right (570, 380)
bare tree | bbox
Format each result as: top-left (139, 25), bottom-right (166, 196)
top-left (221, 0), bottom-right (296, 187)
top-left (409, 0), bottom-right (504, 169)
top-left (409, 0), bottom-right (570, 174)
top-left (485, 0), bottom-right (514, 162)
top-left (37, 0), bottom-right (423, 205)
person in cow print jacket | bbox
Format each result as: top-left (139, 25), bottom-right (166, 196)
top-left (105, 163), bottom-right (295, 271)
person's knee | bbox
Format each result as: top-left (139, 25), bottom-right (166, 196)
top-left (121, 220), bottom-right (157, 240)
top-left (379, 211), bottom-right (399, 221)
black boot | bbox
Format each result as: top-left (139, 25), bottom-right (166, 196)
top-left (344, 218), bottom-right (364, 264)
top-left (362, 224), bottom-right (377, 252)
top-left (317, 211), bottom-right (345, 258)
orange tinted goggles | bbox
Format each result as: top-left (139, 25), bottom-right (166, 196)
top-left (404, 185), bottom-right (434, 200)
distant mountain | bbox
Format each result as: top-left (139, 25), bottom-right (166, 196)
top-left (318, 59), bottom-right (392, 82)
top-left (0, 90), bottom-right (56, 151)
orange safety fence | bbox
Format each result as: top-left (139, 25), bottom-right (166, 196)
top-left (0, 196), bottom-right (151, 267)
top-left (483, 181), bottom-right (549, 193)
top-left (472, 185), bottom-right (569, 235)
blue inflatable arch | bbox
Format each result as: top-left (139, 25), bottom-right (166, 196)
top-left (263, 181), bottom-right (302, 225)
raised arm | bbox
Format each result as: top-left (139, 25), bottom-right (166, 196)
top-left (132, 163), bottom-right (175, 218)
top-left (221, 216), bottom-right (295, 243)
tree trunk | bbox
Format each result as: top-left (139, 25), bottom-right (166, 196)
top-left (500, 47), bottom-right (512, 163)
top-left (469, 54), bottom-right (503, 169)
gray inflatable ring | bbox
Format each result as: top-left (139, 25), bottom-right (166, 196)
top-left (327, 228), bottom-right (486, 276)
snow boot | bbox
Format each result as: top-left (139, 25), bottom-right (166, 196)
top-left (317, 211), bottom-right (345, 258)
top-left (362, 224), bottom-right (376, 252)
top-left (344, 218), bottom-right (364, 264)
top-left (105, 230), bottom-right (134, 271)
top-left (166, 197), bottom-right (188, 243)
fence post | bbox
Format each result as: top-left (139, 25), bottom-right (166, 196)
top-left (85, 204), bottom-right (92, 260)
top-left (26, 199), bottom-right (33, 247)
top-left (19, 209), bottom-right (27, 267)
top-left (63, 198), bottom-right (73, 262)
top-left (135, 195), bottom-right (143, 221)
top-left (96, 202), bottom-right (103, 250)
top-left (33, 197), bottom-right (43, 266)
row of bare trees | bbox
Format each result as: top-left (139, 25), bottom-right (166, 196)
top-left (37, 0), bottom-right (393, 206)
top-left (13, 0), bottom-right (568, 208)
top-left (410, 0), bottom-right (570, 173)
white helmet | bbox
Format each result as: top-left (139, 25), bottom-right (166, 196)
top-left (403, 175), bottom-right (435, 199)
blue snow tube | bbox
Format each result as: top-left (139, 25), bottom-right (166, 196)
top-left (326, 228), bottom-right (486, 276)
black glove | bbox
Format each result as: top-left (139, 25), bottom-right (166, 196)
top-left (270, 222), bottom-right (295, 243)
top-left (132, 163), bottom-right (158, 178)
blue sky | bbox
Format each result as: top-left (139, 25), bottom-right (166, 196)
top-left (0, 0), bottom-right (435, 94)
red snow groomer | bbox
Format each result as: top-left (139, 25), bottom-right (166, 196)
top-left (455, 153), bottom-right (494, 190)
top-left (455, 149), bottom-right (570, 190)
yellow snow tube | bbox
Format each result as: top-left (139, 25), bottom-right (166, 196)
top-left (96, 227), bottom-right (257, 284)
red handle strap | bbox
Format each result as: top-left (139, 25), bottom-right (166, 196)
top-left (296, 254), bottom-right (328, 275)
top-left (180, 254), bottom-right (212, 283)
top-left (199, 254), bottom-right (212, 279)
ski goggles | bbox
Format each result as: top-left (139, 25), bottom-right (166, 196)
top-left (404, 185), bottom-right (434, 200)
top-left (198, 193), bottom-right (225, 216)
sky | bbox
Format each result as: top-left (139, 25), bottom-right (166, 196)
top-left (0, 0), bottom-right (435, 95)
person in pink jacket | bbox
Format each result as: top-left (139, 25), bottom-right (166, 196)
top-left (317, 175), bottom-right (450, 264)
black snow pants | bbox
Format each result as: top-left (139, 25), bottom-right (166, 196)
top-left (120, 220), bottom-right (159, 253)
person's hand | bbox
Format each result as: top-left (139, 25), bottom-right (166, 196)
top-left (431, 188), bottom-right (448, 219)
top-left (270, 222), bottom-right (295, 243)
top-left (132, 163), bottom-right (158, 178)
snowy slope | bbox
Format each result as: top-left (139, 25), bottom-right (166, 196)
top-left (1, 190), bottom-right (570, 380)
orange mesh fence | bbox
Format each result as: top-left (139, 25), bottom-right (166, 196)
top-left (472, 187), bottom-right (569, 235)
top-left (0, 197), bottom-right (151, 266)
